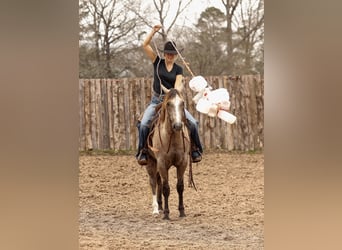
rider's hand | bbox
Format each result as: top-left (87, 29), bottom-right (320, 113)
top-left (153, 25), bottom-right (162, 33)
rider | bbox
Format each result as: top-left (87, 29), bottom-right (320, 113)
top-left (136, 24), bottom-right (203, 165)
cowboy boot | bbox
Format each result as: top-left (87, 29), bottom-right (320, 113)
top-left (137, 148), bottom-right (148, 165)
top-left (191, 144), bottom-right (202, 163)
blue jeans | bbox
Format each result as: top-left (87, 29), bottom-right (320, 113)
top-left (136, 95), bottom-right (203, 156)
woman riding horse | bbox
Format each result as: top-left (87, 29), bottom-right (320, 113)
top-left (146, 88), bottom-right (190, 219)
top-left (136, 24), bottom-right (203, 165)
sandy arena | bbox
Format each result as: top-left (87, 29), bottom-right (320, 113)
top-left (79, 151), bottom-right (264, 249)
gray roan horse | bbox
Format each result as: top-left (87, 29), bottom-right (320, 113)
top-left (146, 88), bottom-right (191, 220)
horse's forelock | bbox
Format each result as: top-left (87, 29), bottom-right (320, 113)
top-left (160, 88), bottom-right (185, 121)
top-left (165, 89), bottom-right (182, 103)
top-left (160, 88), bottom-right (184, 123)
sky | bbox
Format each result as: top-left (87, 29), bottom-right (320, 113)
top-left (183, 0), bottom-right (225, 22)
top-left (145, 0), bottom-right (226, 28)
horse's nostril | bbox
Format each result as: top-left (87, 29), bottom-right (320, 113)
top-left (173, 123), bottom-right (182, 131)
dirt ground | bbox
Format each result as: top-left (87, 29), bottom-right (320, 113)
top-left (79, 151), bottom-right (264, 250)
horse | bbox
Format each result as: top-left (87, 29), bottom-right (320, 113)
top-left (145, 88), bottom-right (191, 220)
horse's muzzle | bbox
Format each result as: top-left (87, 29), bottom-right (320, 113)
top-left (172, 122), bottom-right (183, 131)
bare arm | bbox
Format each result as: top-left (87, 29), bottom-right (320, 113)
top-left (161, 74), bottom-right (183, 95)
top-left (142, 25), bottom-right (162, 62)
top-left (174, 74), bottom-right (184, 93)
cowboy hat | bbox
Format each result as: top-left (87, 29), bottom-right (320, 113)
top-left (159, 41), bottom-right (184, 54)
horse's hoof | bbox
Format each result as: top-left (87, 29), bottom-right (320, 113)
top-left (163, 215), bottom-right (170, 220)
top-left (179, 213), bottom-right (186, 218)
top-left (152, 211), bottom-right (159, 217)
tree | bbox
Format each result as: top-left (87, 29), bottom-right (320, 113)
top-left (151, 0), bottom-right (193, 43)
top-left (179, 0), bottom-right (264, 76)
top-left (122, 0), bottom-right (194, 77)
top-left (183, 7), bottom-right (227, 76)
top-left (220, 0), bottom-right (264, 74)
top-left (79, 0), bottom-right (142, 78)
top-left (127, 0), bottom-right (193, 43)
top-left (78, 0), bottom-right (264, 78)
top-left (233, 0), bottom-right (264, 74)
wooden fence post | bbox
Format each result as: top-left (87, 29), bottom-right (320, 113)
top-left (79, 75), bottom-right (264, 152)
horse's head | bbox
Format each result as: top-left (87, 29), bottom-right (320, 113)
top-left (162, 88), bottom-right (185, 132)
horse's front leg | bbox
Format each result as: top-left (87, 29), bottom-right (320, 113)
top-left (176, 165), bottom-right (186, 217)
top-left (158, 165), bottom-right (170, 220)
top-left (146, 164), bottom-right (159, 216)
top-left (162, 180), bottom-right (170, 220)
top-left (157, 173), bottom-right (163, 212)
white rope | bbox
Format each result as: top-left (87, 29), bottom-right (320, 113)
top-left (168, 40), bottom-right (195, 78)
top-left (151, 38), bottom-right (169, 96)
top-left (152, 36), bottom-right (204, 94)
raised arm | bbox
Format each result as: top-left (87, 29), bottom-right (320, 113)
top-left (142, 25), bottom-right (162, 62)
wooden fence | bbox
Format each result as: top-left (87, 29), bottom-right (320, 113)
top-left (79, 75), bottom-right (264, 152)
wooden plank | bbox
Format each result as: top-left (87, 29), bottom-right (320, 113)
top-left (209, 76), bottom-right (219, 149)
top-left (128, 78), bottom-right (136, 150)
top-left (77, 75), bottom-right (264, 152)
top-left (255, 75), bottom-right (264, 150)
top-left (135, 78), bottom-right (142, 119)
top-left (106, 79), bottom-right (114, 149)
top-left (230, 76), bottom-right (242, 150)
top-left (243, 75), bottom-right (257, 151)
top-left (223, 76), bottom-right (234, 150)
top-left (84, 79), bottom-right (92, 150)
top-left (198, 113), bottom-right (205, 151)
top-left (203, 116), bottom-right (211, 149)
top-left (216, 76), bottom-right (224, 149)
top-left (118, 79), bottom-right (125, 150)
top-left (79, 79), bottom-right (85, 151)
top-left (101, 79), bottom-right (109, 149)
top-left (140, 78), bottom-right (146, 113)
top-left (228, 77), bottom-right (237, 150)
top-left (146, 77), bottom-right (152, 102)
top-left (112, 80), bottom-right (119, 150)
top-left (220, 76), bottom-right (228, 149)
top-left (136, 78), bottom-right (142, 149)
top-left (123, 78), bottom-right (130, 149)
top-left (94, 79), bottom-right (101, 149)
top-left (132, 79), bottom-right (139, 151)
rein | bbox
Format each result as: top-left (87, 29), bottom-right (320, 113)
top-left (188, 159), bottom-right (197, 191)
top-left (159, 114), bottom-right (188, 155)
